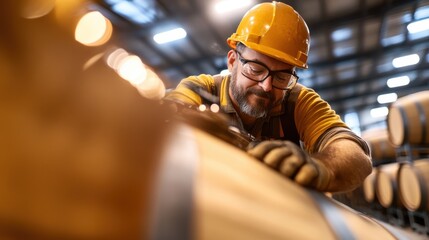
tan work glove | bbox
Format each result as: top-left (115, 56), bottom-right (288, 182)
top-left (247, 140), bottom-right (332, 191)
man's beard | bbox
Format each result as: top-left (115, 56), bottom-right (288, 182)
top-left (230, 70), bottom-right (284, 118)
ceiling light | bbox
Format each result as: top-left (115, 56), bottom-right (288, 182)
top-left (136, 68), bottom-right (166, 100)
top-left (407, 18), bottom-right (429, 34)
top-left (75, 11), bottom-right (112, 47)
top-left (117, 55), bottom-right (147, 85)
top-left (415, 4), bottom-right (429, 17)
top-left (214, 0), bottom-right (252, 13)
top-left (106, 48), bottom-right (129, 70)
top-left (370, 107), bottom-right (389, 118)
top-left (344, 112), bottom-right (360, 127)
top-left (387, 75), bottom-right (410, 88)
top-left (153, 28), bottom-right (187, 44)
top-left (377, 93), bottom-right (398, 104)
top-left (333, 46), bottom-right (355, 57)
top-left (392, 54), bottom-right (420, 68)
top-left (331, 28), bottom-right (352, 42)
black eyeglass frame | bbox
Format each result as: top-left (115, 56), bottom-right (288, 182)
top-left (235, 51), bottom-right (299, 90)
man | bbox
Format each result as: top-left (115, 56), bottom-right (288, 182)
top-left (164, 1), bottom-right (372, 193)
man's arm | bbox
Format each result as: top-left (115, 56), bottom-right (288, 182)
top-left (164, 74), bottom-right (218, 106)
top-left (310, 138), bottom-right (372, 192)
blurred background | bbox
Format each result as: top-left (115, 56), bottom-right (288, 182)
top-left (17, 0), bottom-right (429, 135)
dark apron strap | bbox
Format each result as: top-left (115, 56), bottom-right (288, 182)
top-left (280, 84), bottom-right (303, 145)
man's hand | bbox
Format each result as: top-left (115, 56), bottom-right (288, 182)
top-left (247, 140), bottom-right (332, 191)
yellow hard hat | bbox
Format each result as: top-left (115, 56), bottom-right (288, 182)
top-left (227, 1), bottom-right (310, 68)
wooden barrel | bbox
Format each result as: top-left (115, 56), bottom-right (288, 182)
top-left (363, 168), bottom-right (378, 203)
top-left (152, 124), bottom-right (424, 240)
top-left (362, 128), bottom-right (396, 166)
top-left (375, 163), bottom-right (402, 208)
top-left (398, 159), bottom-right (429, 211)
top-left (387, 91), bottom-right (429, 147)
top-left (0, 8), bottom-right (173, 238)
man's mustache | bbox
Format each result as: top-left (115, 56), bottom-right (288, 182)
top-left (248, 88), bottom-right (274, 101)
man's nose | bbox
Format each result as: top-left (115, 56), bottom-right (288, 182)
top-left (258, 75), bottom-right (273, 92)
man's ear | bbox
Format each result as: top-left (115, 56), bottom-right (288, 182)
top-left (226, 50), bottom-right (237, 72)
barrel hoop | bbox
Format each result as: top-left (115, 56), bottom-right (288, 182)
top-left (150, 126), bottom-right (198, 240)
top-left (415, 165), bottom-right (428, 211)
top-left (415, 101), bottom-right (427, 144)
top-left (398, 105), bottom-right (409, 144)
top-left (309, 190), bottom-right (356, 240)
top-left (369, 217), bottom-right (410, 240)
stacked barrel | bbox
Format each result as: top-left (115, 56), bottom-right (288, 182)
top-left (333, 91), bottom-right (429, 236)
top-left (388, 91), bottom-right (429, 235)
top-left (362, 128), bottom-right (400, 224)
top-left (340, 91), bottom-right (429, 236)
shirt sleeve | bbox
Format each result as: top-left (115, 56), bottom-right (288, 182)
top-left (164, 74), bottom-right (216, 106)
top-left (315, 127), bottom-right (371, 156)
top-left (294, 86), bottom-right (349, 153)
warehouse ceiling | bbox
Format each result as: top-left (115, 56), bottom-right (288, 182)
top-left (90, 0), bottom-right (429, 131)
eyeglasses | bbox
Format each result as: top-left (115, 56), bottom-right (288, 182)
top-left (236, 51), bottom-right (299, 90)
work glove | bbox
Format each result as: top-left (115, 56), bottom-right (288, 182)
top-left (247, 140), bottom-right (331, 191)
